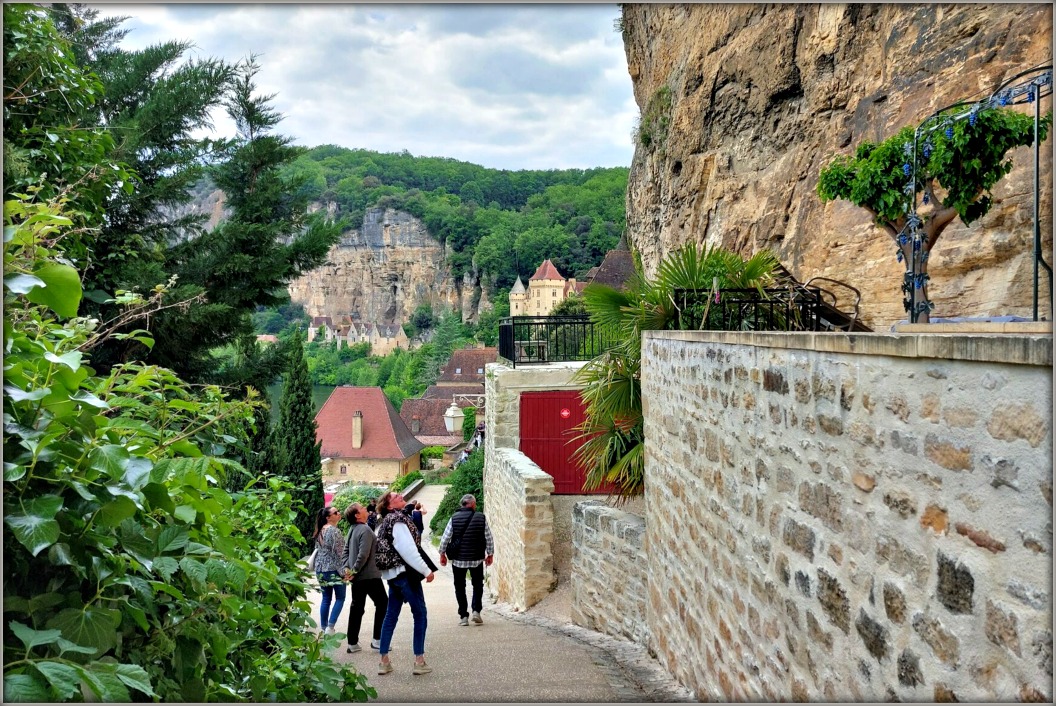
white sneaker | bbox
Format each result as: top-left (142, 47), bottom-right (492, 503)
top-left (471, 611), bottom-right (483, 624)
top-left (347, 643), bottom-right (362, 653)
top-left (324, 626), bottom-right (335, 635)
top-left (370, 639), bottom-right (381, 650)
top-left (459, 616), bottom-right (469, 626)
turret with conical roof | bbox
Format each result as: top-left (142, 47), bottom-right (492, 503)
top-left (509, 275), bottom-right (528, 315)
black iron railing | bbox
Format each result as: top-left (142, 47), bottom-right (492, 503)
top-left (672, 287), bottom-right (825, 331)
top-left (498, 316), bottom-right (616, 367)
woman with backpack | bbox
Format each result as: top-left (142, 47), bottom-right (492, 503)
top-left (373, 492), bottom-right (435, 676)
top-left (312, 505), bottom-right (348, 635)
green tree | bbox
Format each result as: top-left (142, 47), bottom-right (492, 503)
top-left (572, 243), bottom-right (778, 500)
top-left (819, 105), bottom-right (1050, 322)
top-left (277, 329), bottom-right (323, 550)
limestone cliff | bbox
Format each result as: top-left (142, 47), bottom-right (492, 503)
top-left (622, 3), bottom-right (1053, 328)
top-left (287, 207), bottom-right (481, 324)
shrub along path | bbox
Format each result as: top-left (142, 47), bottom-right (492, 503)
top-left (307, 483), bottom-right (694, 702)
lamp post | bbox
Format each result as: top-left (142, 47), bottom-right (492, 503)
top-left (443, 402), bottom-right (464, 434)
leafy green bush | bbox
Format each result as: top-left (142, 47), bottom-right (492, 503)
top-left (420, 445), bottom-right (446, 461)
top-left (462, 407), bottom-right (477, 441)
top-left (390, 471), bottom-right (422, 493)
top-left (331, 484), bottom-right (379, 513)
top-left (428, 449), bottom-right (484, 535)
top-left (3, 199), bottom-right (375, 702)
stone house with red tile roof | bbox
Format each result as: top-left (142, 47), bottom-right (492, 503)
top-left (436, 346), bottom-right (496, 386)
top-left (315, 386), bottom-right (424, 484)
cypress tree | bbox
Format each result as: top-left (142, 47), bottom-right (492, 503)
top-left (277, 329), bottom-right (323, 549)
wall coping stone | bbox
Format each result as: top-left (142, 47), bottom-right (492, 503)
top-left (644, 330), bottom-right (1052, 366)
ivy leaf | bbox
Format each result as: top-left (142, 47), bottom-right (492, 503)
top-left (4, 494), bottom-right (63, 556)
top-left (142, 482), bottom-right (174, 514)
top-left (113, 663), bottom-right (156, 698)
top-left (47, 542), bottom-right (73, 566)
top-left (3, 273), bottom-right (45, 295)
top-left (4, 462), bottom-right (26, 481)
top-left (70, 390), bottom-right (108, 409)
top-left (25, 263), bottom-right (82, 319)
top-left (43, 350), bottom-right (82, 371)
top-left (33, 661), bottom-right (80, 701)
top-left (77, 665), bottom-right (130, 702)
top-left (8, 621), bottom-right (62, 651)
top-left (174, 505), bottom-right (196, 523)
top-left (4, 673), bottom-right (52, 702)
top-left (88, 444), bottom-right (129, 478)
top-left (45, 607), bottom-right (120, 657)
top-left (96, 496), bottom-right (137, 528)
top-left (122, 457), bottom-right (152, 490)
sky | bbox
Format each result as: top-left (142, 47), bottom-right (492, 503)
top-left (105, 3), bottom-right (638, 171)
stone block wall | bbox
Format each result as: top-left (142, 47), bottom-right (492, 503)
top-left (640, 330), bottom-right (1052, 702)
top-left (570, 501), bottom-right (650, 646)
top-left (483, 447), bottom-right (556, 611)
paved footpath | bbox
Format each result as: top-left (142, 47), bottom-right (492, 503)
top-left (308, 484), bottom-right (696, 703)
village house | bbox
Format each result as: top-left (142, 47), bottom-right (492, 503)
top-left (307, 315), bottom-right (410, 355)
top-left (399, 384), bottom-right (485, 449)
top-left (509, 259), bottom-right (586, 316)
top-left (314, 386), bottom-right (424, 485)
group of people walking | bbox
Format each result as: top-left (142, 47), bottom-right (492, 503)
top-left (310, 492), bottom-right (494, 677)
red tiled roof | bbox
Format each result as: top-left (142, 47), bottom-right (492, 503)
top-left (529, 259), bottom-right (565, 281)
top-left (422, 384), bottom-right (484, 399)
top-left (311, 316), bottom-right (333, 326)
top-left (414, 435), bottom-right (464, 448)
top-left (437, 347), bottom-right (497, 383)
top-left (399, 397), bottom-right (477, 437)
top-left (315, 387), bottom-right (424, 460)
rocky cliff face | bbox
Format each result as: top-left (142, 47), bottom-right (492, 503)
top-left (622, 3), bottom-right (1053, 328)
top-left (287, 207), bottom-right (480, 324)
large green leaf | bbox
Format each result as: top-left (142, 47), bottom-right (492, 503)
top-left (33, 661), bottom-right (80, 700)
top-left (142, 482), bottom-right (174, 513)
top-left (88, 444), bottom-right (129, 478)
top-left (96, 496), bottom-right (137, 528)
top-left (77, 665), bottom-right (130, 702)
top-left (4, 494), bottom-right (63, 556)
top-left (153, 556), bottom-right (179, 581)
top-left (4, 273), bottom-right (45, 295)
top-left (8, 621), bottom-right (62, 651)
top-left (122, 457), bottom-right (153, 490)
top-left (179, 557), bottom-right (208, 586)
top-left (4, 673), bottom-right (52, 703)
top-left (156, 525), bottom-right (189, 554)
top-left (45, 607), bottom-right (120, 657)
top-left (113, 664), bottom-right (156, 698)
top-left (25, 262), bottom-right (82, 318)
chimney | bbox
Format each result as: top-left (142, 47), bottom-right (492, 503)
top-left (352, 410), bottom-right (363, 449)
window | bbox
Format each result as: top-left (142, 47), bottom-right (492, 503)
top-left (477, 368), bottom-right (483, 374)
top-left (552, 290), bottom-right (556, 297)
top-left (455, 367), bottom-right (462, 374)
top-left (340, 465), bottom-right (347, 475)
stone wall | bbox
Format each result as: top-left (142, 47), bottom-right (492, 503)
top-left (639, 330), bottom-right (1052, 702)
top-left (483, 447), bottom-right (556, 611)
top-left (570, 501), bottom-right (650, 646)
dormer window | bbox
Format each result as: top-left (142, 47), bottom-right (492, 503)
top-left (477, 368), bottom-right (483, 374)
top-left (455, 367), bottom-right (462, 374)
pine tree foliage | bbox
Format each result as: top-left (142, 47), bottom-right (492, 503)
top-left (277, 329), bottom-right (323, 549)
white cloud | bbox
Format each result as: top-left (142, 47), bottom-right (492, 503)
top-left (109, 3), bottom-right (636, 171)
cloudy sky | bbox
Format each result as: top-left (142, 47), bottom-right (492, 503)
top-left (106, 3), bottom-right (638, 171)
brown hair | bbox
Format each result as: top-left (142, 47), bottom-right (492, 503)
top-left (375, 492), bottom-right (398, 517)
top-left (344, 503), bottom-right (365, 524)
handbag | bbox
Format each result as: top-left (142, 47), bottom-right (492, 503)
top-left (307, 546), bottom-right (319, 572)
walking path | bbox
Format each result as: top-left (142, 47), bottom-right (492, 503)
top-left (308, 483), bottom-right (695, 703)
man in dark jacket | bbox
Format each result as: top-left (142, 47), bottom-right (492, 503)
top-left (438, 494), bottom-right (494, 626)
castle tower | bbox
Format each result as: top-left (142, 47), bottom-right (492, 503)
top-left (509, 276), bottom-right (527, 316)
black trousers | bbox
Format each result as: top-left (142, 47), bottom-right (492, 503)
top-left (346, 577), bottom-right (388, 644)
top-left (452, 563), bottom-right (484, 618)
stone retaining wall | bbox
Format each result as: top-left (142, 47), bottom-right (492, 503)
top-left (483, 447), bottom-right (556, 611)
top-left (640, 330), bottom-right (1052, 702)
top-left (570, 501), bottom-right (650, 646)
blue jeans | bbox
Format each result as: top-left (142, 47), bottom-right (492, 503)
top-left (318, 571), bottom-right (347, 629)
top-left (379, 572), bottom-right (428, 657)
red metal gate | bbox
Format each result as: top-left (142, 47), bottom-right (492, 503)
top-left (519, 390), bottom-right (611, 494)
